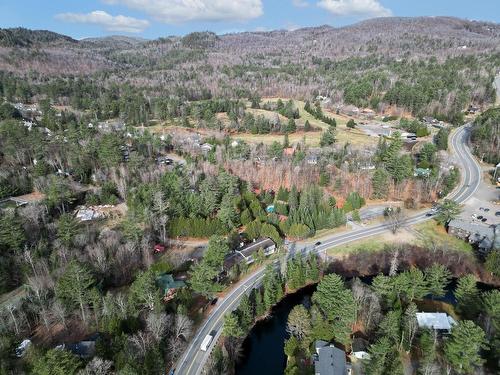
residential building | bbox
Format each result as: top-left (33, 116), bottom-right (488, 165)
top-left (223, 238), bottom-right (276, 269)
top-left (448, 219), bottom-right (499, 252)
top-left (156, 273), bottom-right (186, 302)
top-left (314, 340), bottom-right (351, 375)
top-left (416, 312), bottom-right (456, 333)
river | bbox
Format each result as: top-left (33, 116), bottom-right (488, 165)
top-left (235, 284), bottom-right (317, 375)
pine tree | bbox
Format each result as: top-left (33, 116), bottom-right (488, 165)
top-left (223, 311), bottom-right (245, 338)
top-left (255, 289), bottom-right (265, 317)
top-left (55, 261), bottom-right (97, 323)
top-left (455, 274), bottom-right (480, 319)
top-left (238, 293), bottom-right (254, 331)
top-left (444, 320), bottom-right (486, 374)
top-left (312, 273), bottom-right (356, 344)
top-left (371, 168), bottom-right (390, 199)
top-left (304, 120), bottom-right (311, 132)
top-left (425, 264), bottom-right (452, 299)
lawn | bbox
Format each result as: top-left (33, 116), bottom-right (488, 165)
top-left (412, 220), bottom-right (473, 253)
top-left (326, 234), bottom-right (388, 256)
top-left (141, 97), bottom-right (378, 147)
top-left (261, 97), bottom-right (378, 147)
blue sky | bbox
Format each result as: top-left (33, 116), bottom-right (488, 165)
top-left (0, 0), bottom-right (499, 39)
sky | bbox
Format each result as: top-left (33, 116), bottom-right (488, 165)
top-left (0, 0), bottom-right (499, 39)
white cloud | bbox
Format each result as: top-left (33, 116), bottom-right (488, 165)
top-left (317, 0), bottom-right (392, 18)
top-left (102, 0), bottom-right (263, 24)
top-left (56, 10), bottom-right (150, 33)
top-left (292, 0), bottom-right (310, 7)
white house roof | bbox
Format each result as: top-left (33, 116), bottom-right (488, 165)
top-left (416, 312), bottom-right (456, 330)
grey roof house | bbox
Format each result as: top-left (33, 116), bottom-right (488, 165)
top-left (448, 219), bottom-right (499, 252)
top-left (314, 340), bottom-right (351, 375)
top-left (223, 238), bottom-right (276, 270)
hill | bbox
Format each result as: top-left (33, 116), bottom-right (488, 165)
top-left (0, 17), bottom-right (499, 121)
top-left (0, 27), bottom-right (76, 47)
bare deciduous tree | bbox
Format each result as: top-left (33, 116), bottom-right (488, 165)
top-left (128, 331), bottom-right (153, 359)
top-left (78, 357), bottom-right (114, 375)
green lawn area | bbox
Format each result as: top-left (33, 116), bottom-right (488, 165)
top-left (324, 219), bottom-right (473, 257)
top-left (143, 97), bottom-right (378, 147)
top-left (326, 235), bottom-right (388, 256)
top-left (413, 220), bottom-right (473, 253)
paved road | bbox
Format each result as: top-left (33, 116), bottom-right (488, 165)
top-left (175, 125), bottom-right (481, 375)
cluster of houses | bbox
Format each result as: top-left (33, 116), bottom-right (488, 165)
top-left (313, 312), bottom-right (456, 375)
top-left (448, 219), bottom-right (500, 253)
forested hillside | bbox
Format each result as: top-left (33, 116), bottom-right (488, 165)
top-left (0, 17), bottom-right (499, 122)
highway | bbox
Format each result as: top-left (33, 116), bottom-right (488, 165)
top-left (175, 125), bottom-right (481, 375)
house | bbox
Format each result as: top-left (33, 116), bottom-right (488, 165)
top-left (341, 105), bottom-right (360, 116)
top-left (422, 116), bottom-right (438, 125)
top-left (223, 238), bottom-right (276, 269)
top-left (448, 219), bottom-right (499, 252)
top-left (314, 340), bottom-right (351, 375)
top-left (16, 339), bottom-right (32, 358)
top-left (361, 108), bottom-right (375, 119)
top-left (414, 168), bottom-right (431, 178)
top-left (467, 105), bottom-right (480, 114)
top-left (156, 273), bottom-right (186, 302)
top-left (200, 143), bottom-right (214, 152)
top-left (351, 337), bottom-right (370, 360)
top-left (306, 155), bottom-right (319, 165)
top-left (66, 341), bottom-right (96, 358)
top-left (416, 312), bottom-right (456, 333)
top-left (75, 207), bottom-right (104, 222)
top-left (97, 120), bottom-right (125, 132)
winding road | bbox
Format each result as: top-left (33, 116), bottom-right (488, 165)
top-left (175, 125), bottom-right (481, 375)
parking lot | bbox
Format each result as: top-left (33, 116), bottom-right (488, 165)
top-left (459, 178), bottom-right (499, 228)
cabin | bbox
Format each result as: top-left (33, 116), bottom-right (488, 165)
top-left (314, 340), bottom-right (352, 375)
top-left (416, 312), bottom-right (456, 333)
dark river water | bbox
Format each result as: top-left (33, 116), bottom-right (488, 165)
top-left (235, 284), bottom-right (317, 375)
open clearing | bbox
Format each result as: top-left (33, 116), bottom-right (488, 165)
top-left (326, 219), bottom-right (473, 256)
top-left (143, 97), bottom-right (379, 147)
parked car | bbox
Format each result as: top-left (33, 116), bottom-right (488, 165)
top-left (154, 244), bottom-right (166, 253)
top-left (315, 241), bottom-right (322, 246)
top-left (496, 211), bottom-right (500, 217)
top-left (481, 218), bottom-right (487, 222)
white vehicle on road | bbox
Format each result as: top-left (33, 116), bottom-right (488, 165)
top-left (200, 333), bottom-right (214, 352)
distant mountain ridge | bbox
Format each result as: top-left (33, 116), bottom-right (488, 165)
top-left (0, 27), bottom-right (76, 47)
top-left (0, 16), bottom-right (499, 77)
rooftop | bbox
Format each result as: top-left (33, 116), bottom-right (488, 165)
top-left (314, 340), bottom-right (349, 375)
top-left (416, 312), bottom-right (456, 331)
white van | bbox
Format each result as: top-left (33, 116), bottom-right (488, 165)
top-left (200, 333), bottom-right (214, 352)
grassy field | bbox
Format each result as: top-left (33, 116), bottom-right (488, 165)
top-left (412, 220), bottom-right (473, 253)
top-left (142, 97), bottom-right (378, 147)
top-left (260, 97), bottom-right (378, 147)
top-left (326, 234), bottom-right (389, 256)
top-left (324, 219), bottom-right (473, 257)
